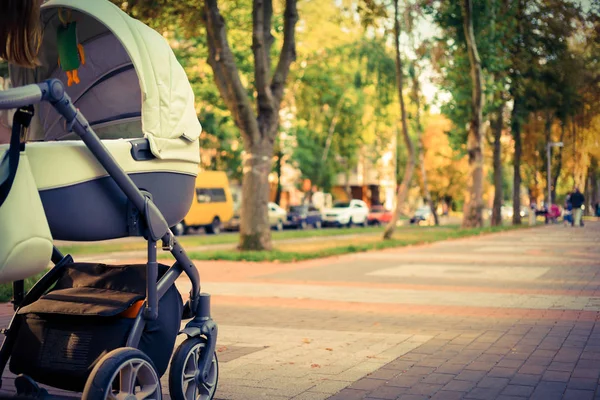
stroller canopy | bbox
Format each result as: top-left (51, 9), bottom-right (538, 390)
top-left (9, 0), bottom-right (201, 163)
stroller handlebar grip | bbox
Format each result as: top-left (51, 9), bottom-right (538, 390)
top-left (0, 84), bottom-right (44, 110)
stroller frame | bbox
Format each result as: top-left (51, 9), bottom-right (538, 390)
top-left (0, 79), bottom-right (218, 394)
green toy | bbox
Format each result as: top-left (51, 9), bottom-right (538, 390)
top-left (56, 9), bottom-right (85, 87)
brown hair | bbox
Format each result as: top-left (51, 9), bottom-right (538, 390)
top-left (0, 0), bottom-right (42, 68)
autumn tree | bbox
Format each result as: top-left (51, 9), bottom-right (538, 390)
top-left (425, 1), bottom-right (513, 226)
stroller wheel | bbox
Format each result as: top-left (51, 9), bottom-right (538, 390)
top-left (168, 337), bottom-right (219, 400)
top-left (83, 347), bottom-right (162, 400)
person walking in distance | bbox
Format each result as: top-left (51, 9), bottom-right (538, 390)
top-left (570, 187), bottom-right (585, 227)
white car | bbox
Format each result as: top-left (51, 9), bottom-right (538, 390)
top-left (268, 202), bottom-right (287, 231)
top-left (322, 199), bottom-right (369, 228)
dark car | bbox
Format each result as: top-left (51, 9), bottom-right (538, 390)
top-left (285, 205), bottom-right (322, 229)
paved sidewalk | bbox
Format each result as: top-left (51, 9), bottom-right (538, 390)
top-left (0, 222), bottom-right (599, 399)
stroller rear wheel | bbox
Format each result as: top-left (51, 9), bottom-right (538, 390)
top-left (83, 347), bottom-right (162, 400)
top-left (168, 337), bottom-right (219, 400)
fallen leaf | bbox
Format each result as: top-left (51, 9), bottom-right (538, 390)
top-left (311, 364), bottom-right (321, 368)
top-left (325, 348), bottom-right (333, 351)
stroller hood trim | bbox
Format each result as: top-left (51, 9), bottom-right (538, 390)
top-left (9, 0), bottom-right (201, 164)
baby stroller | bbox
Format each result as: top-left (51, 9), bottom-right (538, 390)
top-left (0, 1), bottom-right (218, 399)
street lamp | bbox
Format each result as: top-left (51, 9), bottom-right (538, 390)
top-left (547, 141), bottom-right (564, 209)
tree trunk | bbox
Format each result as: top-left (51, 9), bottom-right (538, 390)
top-left (491, 103), bottom-right (504, 226)
top-left (543, 112), bottom-right (554, 203)
top-left (203, 0), bottom-right (298, 250)
top-left (551, 120), bottom-right (566, 203)
top-left (509, 0), bottom-right (524, 225)
top-left (461, 0), bottom-right (485, 228)
top-left (512, 97), bottom-right (523, 225)
top-left (239, 140), bottom-right (275, 250)
top-left (275, 148), bottom-right (283, 205)
top-left (383, 0), bottom-right (416, 240)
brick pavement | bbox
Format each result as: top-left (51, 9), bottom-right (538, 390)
top-left (0, 222), bottom-right (599, 399)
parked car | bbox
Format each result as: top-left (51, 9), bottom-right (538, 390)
top-left (268, 202), bottom-right (287, 231)
top-left (223, 202), bottom-right (287, 231)
top-left (322, 199), bottom-right (369, 228)
top-left (171, 171), bottom-right (234, 236)
top-left (285, 205), bottom-right (323, 229)
top-left (410, 206), bottom-right (435, 226)
top-left (367, 205), bottom-right (393, 226)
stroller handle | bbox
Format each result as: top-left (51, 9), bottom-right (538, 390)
top-left (0, 83), bottom-right (45, 110)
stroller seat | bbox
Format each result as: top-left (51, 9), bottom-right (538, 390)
top-left (0, 139), bottom-right (197, 241)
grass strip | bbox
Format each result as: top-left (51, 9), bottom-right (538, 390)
top-left (168, 224), bottom-right (531, 263)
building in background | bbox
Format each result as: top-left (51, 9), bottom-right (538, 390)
top-left (330, 144), bottom-right (396, 209)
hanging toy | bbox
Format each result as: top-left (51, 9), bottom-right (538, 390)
top-left (56, 8), bottom-right (85, 87)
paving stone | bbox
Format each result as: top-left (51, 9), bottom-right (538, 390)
top-left (435, 363), bottom-right (466, 375)
top-left (327, 388), bottom-right (368, 400)
top-left (517, 364), bottom-right (546, 375)
top-left (455, 370), bottom-right (486, 382)
top-left (563, 389), bottom-right (594, 400)
top-left (542, 370), bottom-right (571, 382)
top-left (442, 379), bottom-right (476, 392)
top-left (464, 387), bottom-right (502, 399)
top-left (365, 368), bottom-right (400, 381)
top-left (396, 395), bottom-right (428, 400)
top-left (430, 390), bottom-right (465, 400)
top-left (501, 384), bottom-right (534, 397)
top-left (476, 377), bottom-right (509, 389)
top-left (567, 377), bottom-right (597, 390)
top-left (487, 367), bottom-right (517, 379)
top-left (367, 385), bottom-right (407, 399)
top-left (349, 379), bottom-right (387, 391)
top-left (421, 373), bottom-right (455, 385)
top-left (406, 383), bottom-right (443, 396)
top-left (547, 361), bottom-right (576, 372)
top-left (530, 381), bottom-right (567, 400)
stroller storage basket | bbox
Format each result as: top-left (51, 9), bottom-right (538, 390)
top-left (9, 262), bottom-right (183, 393)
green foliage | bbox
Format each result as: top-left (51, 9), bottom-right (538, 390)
top-left (290, 37), bottom-right (396, 191)
top-left (424, 1), bottom-right (516, 152)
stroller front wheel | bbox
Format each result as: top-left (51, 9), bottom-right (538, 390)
top-left (168, 337), bottom-right (219, 400)
top-left (83, 347), bottom-right (162, 400)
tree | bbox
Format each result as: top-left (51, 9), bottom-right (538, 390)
top-left (384, 0), bottom-right (416, 239)
top-left (490, 103), bottom-right (505, 226)
top-left (424, 0), bottom-right (513, 226)
top-left (114, 0), bottom-right (299, 250)
top-left (460, 0), bottom-right (485, 228)
top-left (203, 0), bottom-right (298, 250)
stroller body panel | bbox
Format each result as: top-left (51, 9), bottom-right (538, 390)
top-left (0, 139), bottom-right (197, 241)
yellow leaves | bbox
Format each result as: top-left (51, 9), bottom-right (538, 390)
top-left (422, 114), bottom-right (469, 200)
top-left (295, 0), bottom-right (363, 58)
